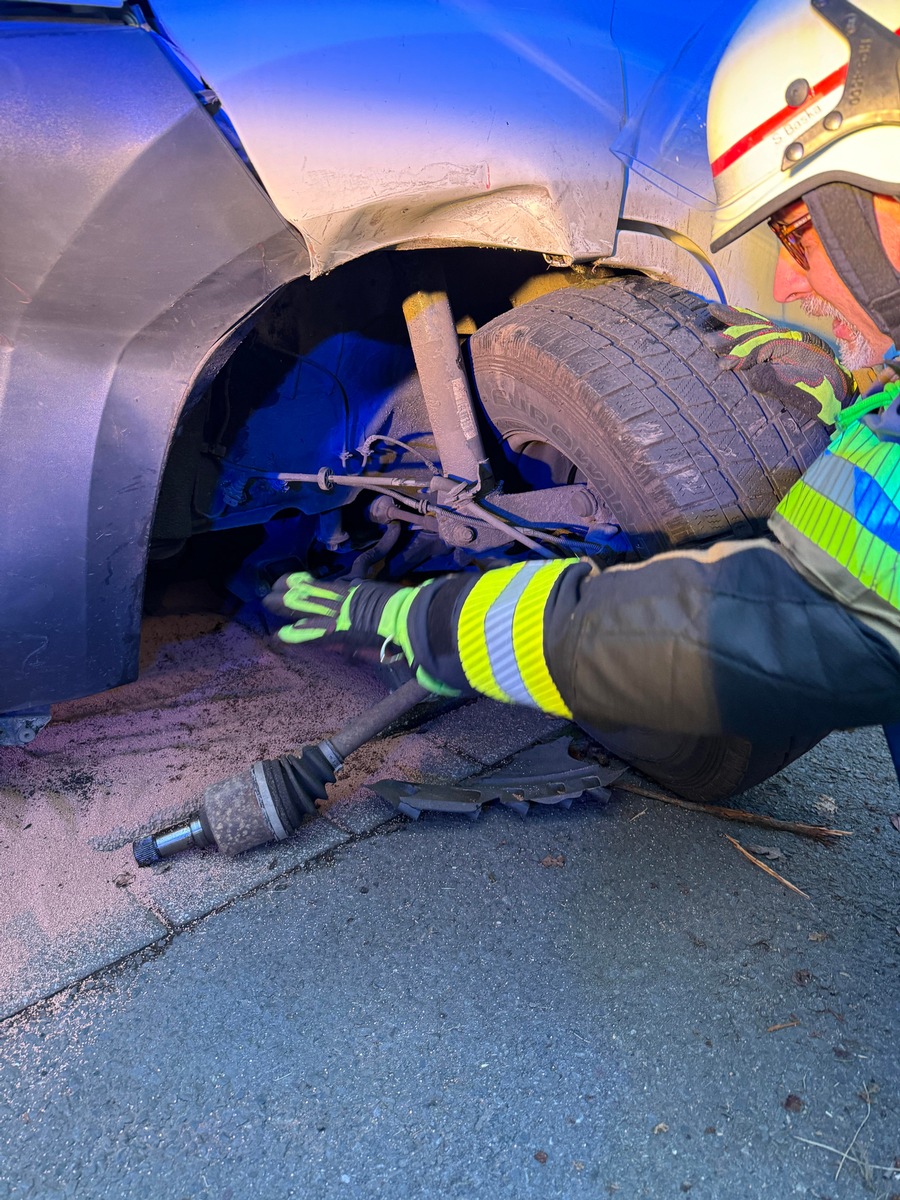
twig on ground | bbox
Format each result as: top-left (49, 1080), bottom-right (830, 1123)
top-left (836, 1088), bottom-right (872, 1181)
top-left (612, 781), bottom-right (852, 841)
top-left (766, 1019), bottom-right (800, 1032)
top-left (725, 835), bottom-right (810, 898)
top-left (793, 1135), bottom-right (897, 1174)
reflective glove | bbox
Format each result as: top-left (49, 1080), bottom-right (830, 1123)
top-left (701, 303), bottom-right (856, 427)
top-left (263, 572), bottom-right (458, 696)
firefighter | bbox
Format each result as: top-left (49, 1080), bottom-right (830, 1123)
top-left (266, 0), bottom-right (900, 752)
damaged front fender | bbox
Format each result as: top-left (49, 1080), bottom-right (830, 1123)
top-left (157, 1), bottom-right (625, 275)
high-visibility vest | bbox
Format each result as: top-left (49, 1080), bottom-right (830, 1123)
top-left (771, 384), bottom-right (900, 613)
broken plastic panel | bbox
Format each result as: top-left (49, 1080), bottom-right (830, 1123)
top-left (374, 737), bottom-right (626, 820)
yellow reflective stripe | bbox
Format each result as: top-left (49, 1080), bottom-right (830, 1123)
top-left (511, 561), bottom-right (573, 717)
top-left (721, 321), bottom-right (775, 339)
top-left (727, 328), bottom-right (801, 357)
top-left (775, 416), bottom-right (900, 613)
top-left (831, 422), bottom-right (887, 470)
top-left (457, 563), bottom-right (528, 702)
top-left (795, 377), bottom-right (841, 425)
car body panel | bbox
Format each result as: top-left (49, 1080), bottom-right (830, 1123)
top-left (0, 20), bottom-right (307, 711)
top-left (156, 0), bottom-right (625, 275)
top-left (158, 0), bottom-right (808, 324)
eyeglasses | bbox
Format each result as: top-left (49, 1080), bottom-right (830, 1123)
top-left (767, 209), bottom-right (814, 270)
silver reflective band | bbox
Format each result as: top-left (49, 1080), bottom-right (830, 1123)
top-left (799, 449), bottom-right (857, 513)
top-left (483, 560), bottom-right (548, 707)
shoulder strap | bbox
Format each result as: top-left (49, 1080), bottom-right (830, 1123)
top-left (805, 182), bottom-right (900, 350)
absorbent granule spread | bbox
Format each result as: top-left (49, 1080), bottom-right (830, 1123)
top-left (0, 608), bottom-right (384, 995)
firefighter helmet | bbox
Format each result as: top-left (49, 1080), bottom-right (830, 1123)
top-left (708, 0), bottom-right (900, 251)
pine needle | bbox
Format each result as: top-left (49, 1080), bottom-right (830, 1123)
top-left (725, 834), bottom-right (810, 898)
top-left (793, 1134), bottom-right (897, 1174)
top-left (612, 780), bottom-right (851, 842)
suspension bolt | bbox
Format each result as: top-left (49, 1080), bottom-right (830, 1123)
top-left (445, 522), bottom-right (477, 546)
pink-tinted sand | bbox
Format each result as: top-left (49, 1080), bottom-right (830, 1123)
top-left (0, 610), bottom-right (396, 990)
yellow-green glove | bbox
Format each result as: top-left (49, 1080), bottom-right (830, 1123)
top-left (702, 303), bottom-right (856, 427)
top-left (264, 573), bottom-right (458, 696)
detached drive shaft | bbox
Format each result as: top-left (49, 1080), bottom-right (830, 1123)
top-left (133, 679), bottom-right (430, 866)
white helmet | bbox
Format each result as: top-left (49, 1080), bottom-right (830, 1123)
top-left (708, 0), bottom-right (900, 252)
top-left (614, 0), bottom-right (900, 346)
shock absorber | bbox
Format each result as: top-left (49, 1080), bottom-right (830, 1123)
top-left (132, 679), bottom-right (431, 865)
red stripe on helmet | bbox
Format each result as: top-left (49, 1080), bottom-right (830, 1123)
top-left (711, 64), bottom-right (846, 177)
top-left (710, 25), bottom-right (900, 179)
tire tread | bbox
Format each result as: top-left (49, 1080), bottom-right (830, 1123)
top-left (471, 276), bottom-right (827, 554)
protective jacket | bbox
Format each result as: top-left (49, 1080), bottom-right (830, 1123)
top-left (402, 392), bottom-right (900, 743)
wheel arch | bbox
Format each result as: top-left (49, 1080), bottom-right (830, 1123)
top-left (0, 21), bottom-right (308, 713)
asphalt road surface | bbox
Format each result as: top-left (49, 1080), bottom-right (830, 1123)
top-left (0, 608), bottom-right (898, 1199)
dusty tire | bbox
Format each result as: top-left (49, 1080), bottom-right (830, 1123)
top-left (470, 275), bottom-right (827, 801)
